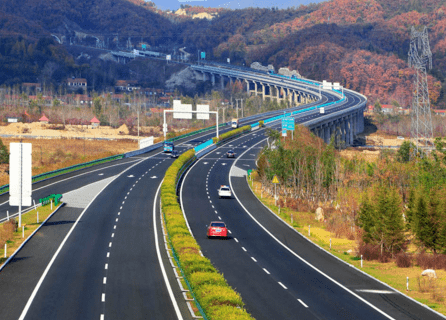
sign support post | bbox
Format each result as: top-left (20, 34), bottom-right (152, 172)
top-left (272, 175), bottom-right (279, 206)
top-left (163, 104), bottom-right (219, 141)
top-left (10, 143), bottom-right (32, 228)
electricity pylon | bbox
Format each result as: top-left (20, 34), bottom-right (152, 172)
top-left (408, 26), bottom-right (434, 157)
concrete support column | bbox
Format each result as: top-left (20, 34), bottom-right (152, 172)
top-left (287, 89), bottom-right (293, 105)
top-left (349, 116), bottom-right (354, 145)
top-left (245, 80), bottom-right (250, 95)
top-left (211, 73), bottom-right (215, 86)
top-left (340, 120), bottom-right (345, 145)
top-left (324, 125), bottom-right (330, 144)
top-left (221, 75), bottom-right (224, 90)
top-left (254, 81), bottom-right (258, 96)
top-left (262, 83), bottom-right (266, 99)
top-left (275, 86), bottom-right (280, 102)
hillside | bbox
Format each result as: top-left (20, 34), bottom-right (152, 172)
top-left (1, 0), bottom-right (446, 107)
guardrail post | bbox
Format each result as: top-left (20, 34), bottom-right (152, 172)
top-left (406, 277), bottom-right (409, 291)
top-left (6, 210), bottom-right (8, 220)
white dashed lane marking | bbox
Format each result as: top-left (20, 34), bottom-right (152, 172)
top-left (298, 299), bottom-right (309, 308)
top-left (279, 282), bottom-right (287, 290)
top-left (263, 268), bottom-right (270, 274)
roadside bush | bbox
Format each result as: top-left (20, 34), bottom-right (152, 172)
top-left (180, 253), bottom-right (217, 276)
top-left (189, 272), bottom-right (227, 288)
top-left (358, 243), bottom-right (380, 261)
top-left (195, 284), bottom-right (244, 308)
top-left (416, 252), bottom-right (446, 270)
top-left (395, 252), bottom-right (412, 268)
top-left (161, 147), bottom-right (253, 319)
top-left (213, 125), bottom-right (251, 144)
top-left (207, 305), bottom-right (253, 320)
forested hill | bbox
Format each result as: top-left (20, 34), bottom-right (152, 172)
top-left (2, 0), bottom-right (446, 108)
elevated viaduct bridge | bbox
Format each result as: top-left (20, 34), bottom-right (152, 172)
top-left (191, 63), bottom-right (367, 146)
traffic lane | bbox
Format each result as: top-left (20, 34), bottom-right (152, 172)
top-left (206, 162), bottom-right (389, 320)
top-left (0, 206), bottom-right (83, 320)
top-left (105, 160), bottom-right (179, 320)
top-left (181, 160), bottom-right (316, 319)
top-left (23, 157), bottom-right (173, 320)
top-left (230, 177), bottom-right (445, 320)
top-left (0, 157), bottom-right (143, 220)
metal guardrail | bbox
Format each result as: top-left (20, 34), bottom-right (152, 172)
top-left (0, 154), bottom-right (124, 196)
top-left (194, 139), bottom-right (214, 153)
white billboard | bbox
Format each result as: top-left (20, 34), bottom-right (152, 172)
top-left (322, 80), bottom-right (332, 90)
top-left (173, 100), bottom-right (192, 119)
top-left (139, 136), bottom-right (154, 149)
top-left (9, 143), bottom-right (32, 206)
top-left (166, 55), bottom-right (171, 61)
top-left (196, 104), bottom-right (210, 120)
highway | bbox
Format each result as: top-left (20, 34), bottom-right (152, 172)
top-left (0, 66), bottom-right (402, 320)
top-left (180, 123), bottom-right (445, 320)
top-left (0, 88), bottom-right (343, 320)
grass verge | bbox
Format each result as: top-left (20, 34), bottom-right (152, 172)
top-left (0, 202), bottom-right (62, 265)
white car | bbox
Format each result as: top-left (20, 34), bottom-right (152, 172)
top-left (218, 185), bottom-right (232, 198)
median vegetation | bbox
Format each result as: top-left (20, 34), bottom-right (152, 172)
top-left (212, 125), bottom-right (251, 144)
top-left (160, 149), bottom-right (253, 320)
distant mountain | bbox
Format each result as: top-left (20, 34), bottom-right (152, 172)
top-left (1, 0), bottom-right (446, 108)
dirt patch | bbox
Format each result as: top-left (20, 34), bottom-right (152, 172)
top-left (0, 122), bottom-right (161, 140)
top-left (0, 137), bottom-right (138, 187)
top-left (340, 149), bottom-right (380, 162)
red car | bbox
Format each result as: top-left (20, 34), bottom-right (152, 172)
top-left (207, 221), bottom-right (228, 239)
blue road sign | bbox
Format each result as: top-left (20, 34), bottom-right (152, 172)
top-left (282, 117), bottom-right (295, 131)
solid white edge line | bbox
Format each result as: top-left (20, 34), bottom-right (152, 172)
top-left (154, 179), bottom-right (183, 320)
top-left (298, 299), bottom-right (308, 308)
top-left (18, 156), bottom-right (149, 320)
top-left (229, 138), bottom-right (396, 320)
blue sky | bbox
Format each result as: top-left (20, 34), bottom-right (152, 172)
top-left (152, 0), bottom-right (327, 11)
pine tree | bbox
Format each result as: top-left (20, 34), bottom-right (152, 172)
top-left (383, 188), bottom-right (405, 254)
top-left (438, 196), bottom-right (446, 254)
top-left (0, 139), bottom-right (9, 164)
top-left (414, 196), bottom-right (439, 252)
top-left (358, 192), bottom-right (375, 244)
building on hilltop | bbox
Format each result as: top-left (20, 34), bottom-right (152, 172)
top-left (67, 78), bottom-right (87, 92)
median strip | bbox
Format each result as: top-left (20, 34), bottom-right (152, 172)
top-left (160, 148), bottom-right (253, 319)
